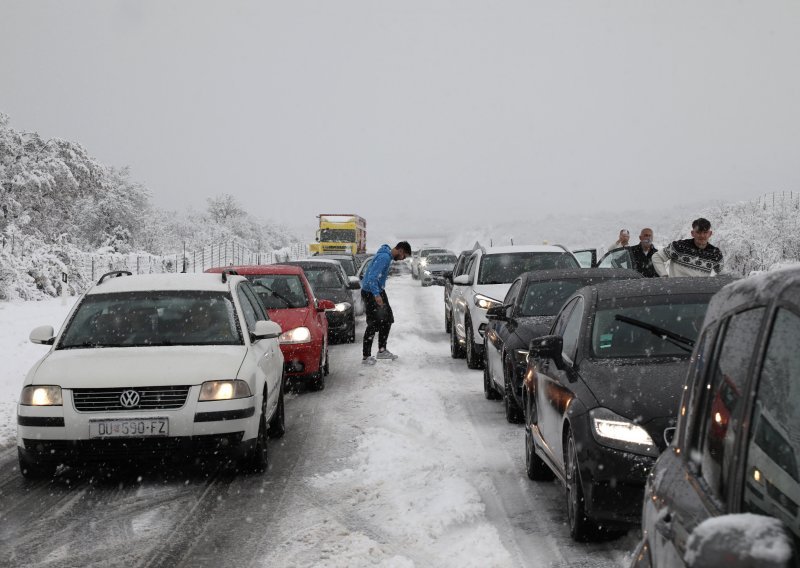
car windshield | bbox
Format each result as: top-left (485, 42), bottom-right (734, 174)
top-left (301, 266), bottom-right (345, 289)
top-left (519, 279), bottom-right (588, 317)
top-left (58, 291), bottom-right (242, 349)
top-left (427, 254), bottom-right (456, 265)
top-left (591, 297), bottom-right (710, 358)
top-left (245, 275), bottom-right (308, 309)
top-left (420, 249), bottom-right (448, 258)
top-left (319, 229), bottom-right (355, 242)
top-left (478, 253), bottom-right (579, 285)
top-left (334, 259), bottom-right (356, 276)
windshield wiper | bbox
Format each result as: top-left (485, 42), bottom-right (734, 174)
top-left (252, 283), bottom-right (293, 307)
top-left (60, 342), bottom-right (127, 350)
top-left (614, 315), bottom-right (695, 353)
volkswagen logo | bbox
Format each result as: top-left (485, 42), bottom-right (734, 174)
top-left (120, 389), bottom-right (141, 408)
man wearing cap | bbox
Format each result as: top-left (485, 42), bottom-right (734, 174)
top-left (652, 218), bottom-right (723, 277)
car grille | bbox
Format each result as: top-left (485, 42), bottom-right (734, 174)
top-left (72, 386), bottom-right (191, 412)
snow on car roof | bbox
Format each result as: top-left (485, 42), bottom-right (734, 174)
top-left (87, 273), bottom-right (242, 295)
top-left (483, 245), bottom-right (570, 255)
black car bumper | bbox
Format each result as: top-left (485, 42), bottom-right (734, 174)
top-left (325, 309), bottom-right (354, 340)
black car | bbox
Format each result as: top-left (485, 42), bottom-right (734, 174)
top-left (312, 253), bottom-right (359, 277)
top-left (483, 268), bottom-right (641, 423)
top-left (281, 259), bottom-right (360, 343)
top-left (443, 250), bottom-right (472, 334)
top-left (523, 277), bottom-right (732, 541)
top-left (632, 268), bottom-right (800, 568)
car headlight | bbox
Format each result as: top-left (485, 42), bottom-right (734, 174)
top-left (334, 302), bottom-right (351, 312)
top-left (20, 385), bottom-right (63, 406)
top-left (474, 294), bottom-right (501, 310)
top-left (279, 326), bottom-right (312, 344)
top-left (589, 407), bottom-right (658, 457)
top-left (198, 380), bottom-right (252, 401)
top-left (423, 270), bottom-right (432, 276)
top-left (419, 258), bottom-right (427, 267)
top-left (514, 349), bottom-right (529, 366)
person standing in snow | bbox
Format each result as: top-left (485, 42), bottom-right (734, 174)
top-left (360, 241), bottom-right (412, 365)
top-left (630, 228), bottom-right (659, 277)
top-left (652, 217), bottom-right (723, 277)
top-left (608, 229), bottom-right (630, 251)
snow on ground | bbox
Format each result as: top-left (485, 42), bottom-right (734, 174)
top-left (0, 296), bottom-right (77, 448)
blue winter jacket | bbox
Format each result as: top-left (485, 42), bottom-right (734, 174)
top-left (361, 244), bottom-right (392, 296)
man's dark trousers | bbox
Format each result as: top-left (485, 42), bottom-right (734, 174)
top-left (362, 290), bottom-right (394, 357)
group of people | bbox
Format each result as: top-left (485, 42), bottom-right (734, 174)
top-left (358, 218), bottom-right (723, 365)
top-left (609, 217), bottom-right (723, 278)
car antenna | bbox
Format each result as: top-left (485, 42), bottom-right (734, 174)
top-left (221, 269), bottom-right (239, 283)
top-left (97, 270), bottom-right (132, 285)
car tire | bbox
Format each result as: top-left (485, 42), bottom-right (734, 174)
top-left (17, 449), bottom-right (57, 480)
top-left (504, 358), bottom-right (524, 423)
top-left (311, 352), bottom-right (326, 391)
top-left (322, 347), bottom-right (330, 376)
top-left (267, 380), bottom-right (286, 439)
top-left (566, 433), bottom-right (597, 541)
top-left (445, 307), bottom-right (452, 334)
top-left (346, 319), bottom-right (356, 344)
top-left (241, 394), bottom-right (269, 473)
top-left (483, 357), bottom-right (501, 400)
top-left (450, 315), bottom-right (465, 359)
top-left (465, 316), bottom-right (483, 370)
top-left (525, 427), bottom-right (554, 481)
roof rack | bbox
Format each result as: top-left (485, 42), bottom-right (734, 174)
top-left (97, 270), bottom-right (132, 285)
top-left (221, 269), bottom-right (239, 283)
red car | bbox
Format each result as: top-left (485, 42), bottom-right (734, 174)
top-left (206, 265), bottom-right (334, 390)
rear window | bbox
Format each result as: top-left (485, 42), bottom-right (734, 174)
top-left (245, 275), bottom-right (308, 309)
top-left (58, 291), bottom-right (242, 348)
top-left (478, 252), bottom-right (579, 285)
top-left (300, 266), bottom-right (345, 289)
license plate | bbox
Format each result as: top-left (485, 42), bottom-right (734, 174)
top-left (89, 418), bottom-right (169, 438)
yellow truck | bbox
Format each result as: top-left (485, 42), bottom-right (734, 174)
top-left (309, 214), bottom-right (367, 255)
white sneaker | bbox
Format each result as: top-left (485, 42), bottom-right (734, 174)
top-left (376, 350), bottom-right (398, 360)
top-left (362, 356), bottom-right (377, 366)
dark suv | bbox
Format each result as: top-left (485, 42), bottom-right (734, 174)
top-left (632, 268), bottom-right (800, 567)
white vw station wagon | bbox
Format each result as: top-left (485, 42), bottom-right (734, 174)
top-left (17, 270), bottom-right (285, 478)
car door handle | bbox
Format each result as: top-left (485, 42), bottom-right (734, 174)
top-left (655, 512), bottom-right (673, 540)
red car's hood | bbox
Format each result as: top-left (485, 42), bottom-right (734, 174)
top-left (267, 307), bottom-right (310, 333)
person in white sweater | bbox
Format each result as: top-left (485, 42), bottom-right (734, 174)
top-left (652, 218), bottom-right (723, 277)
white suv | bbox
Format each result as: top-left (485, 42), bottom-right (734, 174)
top-left (448, 245), bottom-right (580, 368)
top-left (17, 270), bottom-right (285, 477)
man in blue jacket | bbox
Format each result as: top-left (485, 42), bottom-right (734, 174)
top-left (361, 241), bottom-right (412, 365)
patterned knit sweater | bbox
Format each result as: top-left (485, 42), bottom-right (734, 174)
top-left (652, 239), bottom-right (724, 277)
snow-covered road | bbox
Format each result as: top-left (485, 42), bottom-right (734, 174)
top-left (0, 275), bottom-right (637, 567)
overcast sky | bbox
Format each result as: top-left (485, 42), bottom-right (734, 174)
top-left (2, 1), bottom-right (799, 245)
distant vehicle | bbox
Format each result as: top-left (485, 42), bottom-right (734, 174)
top-left (310, 253), bottom-right (364, 314)
top-left (523, 277), bottom-right (732, 541)
top-left (420, 252), bottom-right (457, 287)
top-left (411, 247), bottom-right (449, 280)
top-left (449, 245), bottom-right (581, 369)
top-left (17, 271), bottom-right (286, 477)
top-left (632, 267), bottom-right (800, 568)
top-left (483, 268), bottom-right (641, 423)
top-left (443, 250), bottom-right (472, 333)
top-left (309, 214), bottom-right (367, 255)
top-left (207, 265), bottom-right (333, 391)
top-left (281, 259), bottom-right (360, 343)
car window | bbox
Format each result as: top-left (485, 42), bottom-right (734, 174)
top-left (504, 280), bottom-right (522, 307)
top-left (573, 250), bottom-right (594, 269)
top-left (695, 308), bottom-right (765, 501)
top-left (678, 324), bottom-right (720, 448)
top-left (560, 297), bottom-right (584, 362)
top-left (242, 283), bottom-right (269, 320)
top-left (478, 252), bottom-right (579, 285)
top-left (302, 266), bottom-right (345, 289)
top-left (598, 249), bottom-right (632, 270)
top-left (466, 256), bottom-right (477, 281)
top-left (553, 298), bottom-right (579, 337)
top-left (57, 291), bottom-right (242, 347)
top-left (519, 279), bottom-right (590, 317)
top-left (237, 285), bottom-right (259, 333)
top-left (742, 308), bottom-right (800, 537)
top-left (454, 255), bottom-right (467, 277)
top-left (427, 254), bottom-right (457, 265)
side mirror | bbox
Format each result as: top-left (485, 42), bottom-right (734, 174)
top-left (317, 299), bottom-right (336, 312)
top-left (453, 274), bottom-right (470, 286)
top-left (529, 335), bottom-right (564, 370)
top-left (486, 305), bottom-right (508, 320)
top-left (685, 514), bottom-right (796, 568)
top-left (30, 325), bottom-right (56, 345)
top-left (251, 320), bottom-right (282, 342)
top-left (348, 276), bottom-right (361, 290)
